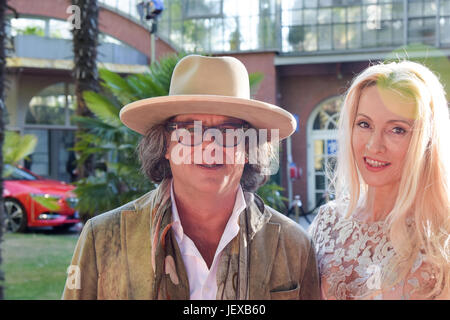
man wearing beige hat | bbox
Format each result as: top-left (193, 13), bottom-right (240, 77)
top-left (62, 55), bottom-right (320, 300)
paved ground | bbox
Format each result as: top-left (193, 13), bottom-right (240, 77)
top-left (295, 213), bottom-right (316, 231)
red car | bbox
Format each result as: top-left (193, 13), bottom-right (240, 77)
top-left (3, 164), bottom-right (80, 232)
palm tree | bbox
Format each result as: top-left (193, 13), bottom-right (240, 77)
top-left (72, 0), bottom-right (100, 179)
top-left (0, 0), bottom-right (18, 300)
top-left (0, 0), bottom-right (7, 301)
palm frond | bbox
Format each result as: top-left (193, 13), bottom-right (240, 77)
top-left (249, 72), bottom-right (264, 99)
top-left (82, 90), bottom-right (122, 127)
top-left (72, 115), bottom-right (117, 130)
top-left (99, 68), bottom-right (138, 104)
top-left (126, 73), bottom-right (167, 98)
top-left (3, 131), bottom-right (37, 165)
top-left (257, 182), bottom-right (288, 212)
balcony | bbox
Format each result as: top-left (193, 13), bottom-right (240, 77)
top-left (12, 34), bottom-right (148, 66)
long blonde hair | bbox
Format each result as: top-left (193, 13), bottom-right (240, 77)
top-left (333, 60), bottom-right (450, 298)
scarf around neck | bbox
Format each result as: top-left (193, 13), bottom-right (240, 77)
top-left (144, 179), bottom-right (267, 300)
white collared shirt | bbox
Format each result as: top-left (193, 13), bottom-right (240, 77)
top-left (170, 181), bottom-right (246, 300)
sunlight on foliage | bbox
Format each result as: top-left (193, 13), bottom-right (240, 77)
top-left (3, 131), bottom-right (37, 167)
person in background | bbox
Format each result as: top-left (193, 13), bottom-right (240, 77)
top-left (66, 150), bottom-right (78, 182)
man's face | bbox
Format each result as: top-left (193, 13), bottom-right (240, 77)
top-left (165, 114), bottom-right (247, 195)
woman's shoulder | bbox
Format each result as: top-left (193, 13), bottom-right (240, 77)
top-left (308, 200), bottom-right (341, 237)
top-left (318, 200), bottom-right (339, 215)
top-left (311, 200), bottom-right (341, 223)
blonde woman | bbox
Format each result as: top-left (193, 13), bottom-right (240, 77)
top-left (309, 61), bottom-right (450, 299)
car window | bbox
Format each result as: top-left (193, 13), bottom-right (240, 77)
top-left (3, 164), bottom-right (38, 181)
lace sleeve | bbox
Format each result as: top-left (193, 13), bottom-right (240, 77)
top-left (308, 203), bottom-right (333, 244)
top-left (307, 202), bottom-right (339, 299)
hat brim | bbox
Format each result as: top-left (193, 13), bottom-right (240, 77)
top-left (119, 95), bottom-right (296, 140)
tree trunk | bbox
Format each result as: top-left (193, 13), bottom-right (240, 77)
top-left (72, 0), bottom-right (99, 179)
top-left (0, 0), bottom-right (7, 301)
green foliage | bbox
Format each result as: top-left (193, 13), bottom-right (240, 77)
top-left (16, 26), bottom-right (45, 37)
top-left (3, 131), bottom-right (37, 168)
top-left (249, 72), bottom-right (264, 99)
top-left (73, 52), bottom-right (286, 220)
top-left (256, 182), bottom-right (288, 213)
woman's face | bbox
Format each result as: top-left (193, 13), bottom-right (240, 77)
top-left (352, 85), bottom-right (415, 189)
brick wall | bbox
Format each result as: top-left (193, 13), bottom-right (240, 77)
top-left (278, 62), bottom-right (369, 208)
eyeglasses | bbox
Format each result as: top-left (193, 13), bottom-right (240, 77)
top-left (165, 121), bottom-right (251, 147)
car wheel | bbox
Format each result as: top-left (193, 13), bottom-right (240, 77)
top-left (4, 199), bottom-right (28, 233)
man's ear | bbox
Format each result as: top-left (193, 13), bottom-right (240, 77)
top-left (165, 145), bottom-right (170, 160)
top-left (165, 132), bottom-right (172, 160)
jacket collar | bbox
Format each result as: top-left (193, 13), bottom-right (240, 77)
top-left (243, 191), bottom-right (273, 240)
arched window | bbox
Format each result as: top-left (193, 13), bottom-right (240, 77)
top-left (26, 82), bottom-right (76, 126)
top-left (24, 82), bottom-right (77, 181)
top-left (306, 95), bottom-right (342, 210)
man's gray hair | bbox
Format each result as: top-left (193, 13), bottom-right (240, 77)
top-left (137, 123), bottom-right (279, 192)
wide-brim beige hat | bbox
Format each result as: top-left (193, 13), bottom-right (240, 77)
top-left (119, 55), bottom-right (296, 140)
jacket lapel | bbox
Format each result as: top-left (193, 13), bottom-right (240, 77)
top-left (248, 221), bottom-right (280, 299)
top-left (243, 193), bottom-right (281, 299)
top-left (121, 205), bottom-right (153, 299)
top-left (120, 183), bottom-right (168, 299)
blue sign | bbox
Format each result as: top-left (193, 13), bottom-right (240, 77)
top-left (293, 114), bottom-right (299, 132)
top-left (327, 139), bottom-right (338, 155)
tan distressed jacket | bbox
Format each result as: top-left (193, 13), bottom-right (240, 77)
top-left (62, 188), bottom-right (320, 300)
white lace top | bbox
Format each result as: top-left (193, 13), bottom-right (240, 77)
top-left (308, 201), bottom-right (438, 300)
